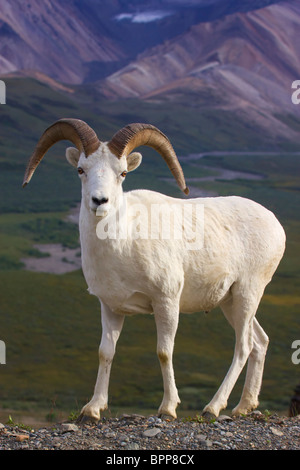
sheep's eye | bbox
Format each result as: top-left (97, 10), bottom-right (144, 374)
top-left (120, 171), bottom-right (127, 178)
top-left (77, 167), bottom-right (84, 175)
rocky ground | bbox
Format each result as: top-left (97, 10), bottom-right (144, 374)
top-left (0, 411), bottom-right (299, 451)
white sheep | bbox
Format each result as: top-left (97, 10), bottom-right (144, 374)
top-left (23, 119), bottom-right (286, 421)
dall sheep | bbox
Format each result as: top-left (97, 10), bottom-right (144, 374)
top-left (23, 119), bottom-right (286, 421)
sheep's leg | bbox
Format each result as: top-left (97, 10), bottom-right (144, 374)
top-left (232, 318), bottom-right (269, 415)
top-left (154, 300), bottom-right (181, 418)
top-left (203, 285), bottom-right (262, 418)
top-left (78, 302), bottom-right (124, 422)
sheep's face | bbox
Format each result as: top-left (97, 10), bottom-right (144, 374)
top-left (66, 143), bottom-right (142, 218)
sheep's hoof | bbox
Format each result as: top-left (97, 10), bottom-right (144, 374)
top-left (201, 411), bottom-right (217, 421)
top-left (158, 413), bottom-right (176, 421)
top-left (76, 413), bottom-right (99, 425)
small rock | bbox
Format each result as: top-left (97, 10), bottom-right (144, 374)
top-left (217, 415), bottom-right (233, 422)
top-left (121, 414), bottom-right (144, 421)
top-left (147, 417), bottom-right (156, 423)
top-left (120, 414), bottom-right (144, 420)
top-left (212, 421), bottom-right (221, 427)
top-left (125, 442), bottom-right (139, 450)
top-left (214, 440), bottom-right (225, 447)
top-left (270, 426), bottom-right (284, 437)
top-left (61, 423), bottom-right (79, 433)
top-left (250, 410), bottom-right (262, 417)
top-left (143, 427), bottom-right (161, 437)
top-left (16, 434), bottom-right (29, 442)
top-left (0, 423), bottom-right (5, 429)
top-left (52, 437), bottom-right (61, 447)
top-left (118, 434), bottom-right (129, 442)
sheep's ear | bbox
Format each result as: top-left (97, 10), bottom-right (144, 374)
top-left (127, 152), bottom-right (142, 172)
top-left (66, 147), bottom-right (80, 167)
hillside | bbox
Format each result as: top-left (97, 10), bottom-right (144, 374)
top-left (100, 1), bottom-right (300, 141)
top-left (102, 1), bottom-right (300, 97)
top-left (1, 1), bottom-right (298, 143)
top-left (0, 0), bottom-right (125, 84)
top-left (0, 0), bottom-right (283, 84)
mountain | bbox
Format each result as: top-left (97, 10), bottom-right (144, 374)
top-left (99, 0), bottom-right (300, 141)
top-left (101, 0), bottom-right (300, 98)
top-left (0, 0), bottom-right (299, 143)
top-left (0, 0), bottom-right (283, 84)
top-left (0, 0), bottom-right (125, 84)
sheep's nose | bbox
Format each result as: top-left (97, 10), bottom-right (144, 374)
top-left (92, 197), bottom-right (109, 206)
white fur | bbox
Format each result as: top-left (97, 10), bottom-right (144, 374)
top-left (66, 143), bottom-right (286, 421)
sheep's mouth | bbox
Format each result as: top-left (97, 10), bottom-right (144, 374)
top-left (90, 199), bottom-right (109, 217)
top-left (95, 206), bottom-right (108, 219)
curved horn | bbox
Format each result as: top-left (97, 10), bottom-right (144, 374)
top-left (22, 118), bottom-right (100, 187)
top-left (108, 123), bottom-right (189, 195)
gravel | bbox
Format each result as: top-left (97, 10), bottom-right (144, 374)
top-left (0, 412), bottom-right (299, 451)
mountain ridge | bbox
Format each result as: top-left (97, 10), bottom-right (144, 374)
top-left (98, 1), bottom-right (300, 141)
top-left (0, 1), bottom-right (299, 144)
top-left (0, 0), bottom-right (284, 84)
top-left (101, 1), bottom-right (300, 97)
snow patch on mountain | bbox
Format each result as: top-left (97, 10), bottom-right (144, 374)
top-left (114, 10), bottom-right (173, 23)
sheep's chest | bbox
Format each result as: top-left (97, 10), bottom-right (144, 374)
top-left (81, 241), bottom-right (153, 315)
